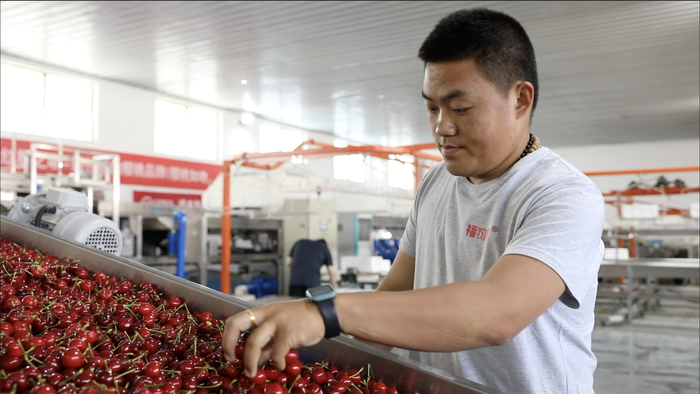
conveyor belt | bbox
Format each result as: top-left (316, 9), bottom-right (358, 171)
top-left (1, 216), bottom-right (494, 394)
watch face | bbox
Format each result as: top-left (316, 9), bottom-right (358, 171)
top-left (307, 285), bottom-right (334, 297)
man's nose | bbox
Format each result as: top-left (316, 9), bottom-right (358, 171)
top-left (434, 111), bottom-right (457, 136)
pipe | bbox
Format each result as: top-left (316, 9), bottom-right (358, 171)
top-left (33, 205), bottom-right (56, 228)
top-left (585, 166), bottom-right (699, 177)
top-left (173, 210), bottom-right (187, 279)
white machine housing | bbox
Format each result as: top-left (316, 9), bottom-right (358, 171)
top-left (8, 188), bottom-right (122, 255)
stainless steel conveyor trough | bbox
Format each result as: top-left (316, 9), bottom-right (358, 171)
top-left (1, 216), bottom-right (494, 394)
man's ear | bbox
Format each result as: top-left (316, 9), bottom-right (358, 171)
top-left (514, 81), bottom-right (535, 120)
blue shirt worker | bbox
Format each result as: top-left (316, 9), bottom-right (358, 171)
top-left (287, 239), bottom-right (338, 297)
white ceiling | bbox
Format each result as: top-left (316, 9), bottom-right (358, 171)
top-left (1, 1), bottom-right (698, 148)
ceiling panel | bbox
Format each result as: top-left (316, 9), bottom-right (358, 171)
top-left (1, 1), bottom-right (698, 148)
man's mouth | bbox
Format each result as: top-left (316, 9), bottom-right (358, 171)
top-left (442, 144), bottom-right (461, 155)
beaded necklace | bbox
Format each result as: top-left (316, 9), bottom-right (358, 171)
top-left (518, 133), bottom-right (540, 161)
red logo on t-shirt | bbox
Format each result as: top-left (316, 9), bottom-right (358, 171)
top-left (466, 224), bottom-right (490, 240)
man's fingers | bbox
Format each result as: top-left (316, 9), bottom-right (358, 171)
top-left (259, 343), bottom-right (273, 366)
top-left (222, 309), bottom-right (260, 361)
top-left (270, 334), bottom-right (291, 372)
top-left (243, 320), bottom-right (276, 377)
top-left (222, 315), bottom-right (242, 361)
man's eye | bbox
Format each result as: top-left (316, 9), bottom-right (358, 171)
top-left (453, 108), bottom-right (469, 114)
top-left (427, 107), bottom-right (438, 114)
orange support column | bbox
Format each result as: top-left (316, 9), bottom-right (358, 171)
top-left (629, 227), bottom-right (636, 258)
top-left (414, 155), bottom-right (421, 196)
top-left (221, 161), bottom-right (232, 294)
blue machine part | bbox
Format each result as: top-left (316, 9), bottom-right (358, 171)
top-left (172, 210), bottom-right (187, 278)
top-left (235, 277), bottom-right (278, 299)
top-left (373, 238), bottom-right (399, 262)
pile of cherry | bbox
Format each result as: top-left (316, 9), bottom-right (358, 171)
top-left (0, 238), bottom-right (421, 394)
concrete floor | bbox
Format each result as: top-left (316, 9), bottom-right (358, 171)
top-left (592, 313), bottom-right (699, 394)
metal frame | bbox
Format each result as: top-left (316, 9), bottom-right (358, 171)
top-left (219, 140), bottom-right (442, 294)
top-left (26, 142), bottom-right (121, 224)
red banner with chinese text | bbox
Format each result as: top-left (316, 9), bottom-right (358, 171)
top-left (133, 191), bottom-right (202, 207)
top-left (0, 138), bottom-right (221, 190)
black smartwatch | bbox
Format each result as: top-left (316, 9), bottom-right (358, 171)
top-left (306, 285), bottom-right (342, 339)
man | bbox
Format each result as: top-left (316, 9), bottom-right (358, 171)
top-left (287, 238), bottom-right (338, 297)
top-left (224, 8), bottom-right (604, 393)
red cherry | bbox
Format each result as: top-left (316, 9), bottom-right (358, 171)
top-left (284, 349), bottom-right (300, 365)
top-left (61, 347), bottom-right (84, 369)
top-left (5, 339), bottom-right (24, 357)
top-left (311, 367), bottom-right (326, 384)
top-left (250, 368), bottom-right (267, 385)
top-left (30, 383), bottom-right (57, 394)
top-left (0, 354), bottom-right (23, 372)
top-left (0, 321), bottom-right (14, 336)
top-left (264, 382), bottom-right (285, 394)
top-left (145, 361), bottom-right (163, 377)
top-left (284, 361), bottom-right (302, 377)
top-left (263, 363), bottom-right (280, 381)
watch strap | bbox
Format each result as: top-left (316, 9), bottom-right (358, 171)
top-left (315, 297), bottom-right (342, 338)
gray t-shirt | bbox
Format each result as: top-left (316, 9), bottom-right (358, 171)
top-left (400, 148), bottom-right (605, 394)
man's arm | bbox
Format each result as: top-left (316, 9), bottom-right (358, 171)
top-left (352, 250), bottom-right (415, 351)
top-left (338, 254), bottom-right (564, 350)
top-left (377, 250), bottom-right (415, 292)
top-left (286, 256), bottom-right (293, 267)
top-left (223, 253), bottom-right (564, 377)
top-left (327, 264), bottom-right (339, 288)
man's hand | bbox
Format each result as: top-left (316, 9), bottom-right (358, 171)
top-left (222, 300), bottom-right (325, 377)
top-left (327, 264), bottom-right (339, 288)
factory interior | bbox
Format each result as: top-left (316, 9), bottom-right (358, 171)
top-left (1, 2), bottom-right (698, 393)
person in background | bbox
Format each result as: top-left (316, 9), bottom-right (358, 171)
top-left (287, 239), bottom-right (338, 297)
top-left (223, 8), bottom-right (604, 393)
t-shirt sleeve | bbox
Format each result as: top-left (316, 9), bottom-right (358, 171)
top-left (399, 193), bottom-right (418, 258)
top-left (324, 247), bottom-right (333, 266)
top-left (400, 164), bottom-right (444, 259)
top-left (504, 178), bottom-right (605, 309)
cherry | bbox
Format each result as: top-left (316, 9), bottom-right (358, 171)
top-left (250, 368), bottom-right (267, 385)
top-left (30, 383), bottom-right (58, 394)
top-left (60, 347), bottom-right (84, 369)
top-left (0, 239), bottom-right (424, 394)
top-left (285, 360), bottom-right (302, 377)
top-left (73, 370), bottom-right (95, 387)
top-left (0, 321), bottom-right (14, 335)
top-left (311, 367), bottom-right (326, 384)
top-left (0, 354), bottom-right (23, 372)
top-left (145, 361), bottom-right (163, 377)
top-left (263, 363), bottom-right (280, 381)
top-left (285, 349), bottom-right (300, 365)
top-left (5, 339), bottom-right (24, 357)
top-left (264, 382), bottom-right (286, 394)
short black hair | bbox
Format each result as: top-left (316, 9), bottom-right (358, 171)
top-left (315, 239), bottom-right (327, 247)
top-left (418, 8), bottom-right (539, 116)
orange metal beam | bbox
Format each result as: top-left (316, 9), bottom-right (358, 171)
top-left (602, 186), bottom-right (699, 197)
top-left (230, 141), bottom-right (442, 164)
top-left (221, 161), bottom-right (232, 294)
top-left (584, 166), bottom-right (699, 177)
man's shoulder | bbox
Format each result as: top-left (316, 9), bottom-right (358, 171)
top-left (523, 148), bottom-right (599, 191)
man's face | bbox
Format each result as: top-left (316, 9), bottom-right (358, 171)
top-left (422, 59), bottom-right (528, 183)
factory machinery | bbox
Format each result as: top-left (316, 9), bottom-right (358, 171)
top-left (1, 216), bottom-right (493, 393)
top-left (98, 201), bottom-right (285, 297)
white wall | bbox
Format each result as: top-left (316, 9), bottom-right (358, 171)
top-left (553, 139), bottom-right (699, 229)
top-left (554, 138), bottom-right (699, 193)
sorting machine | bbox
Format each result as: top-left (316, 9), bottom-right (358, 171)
top-left (0, 216), bottom-right (495, 393)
